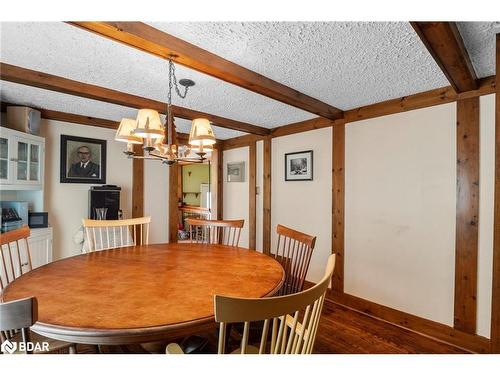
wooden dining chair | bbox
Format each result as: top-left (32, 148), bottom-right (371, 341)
top-left (0, 226), bottom-right (32, 290)
top-left (0, 297), bottom-right (38, 354)
top-left (176, 218), bottom-right (244, 353)
top-left (82, 216), bottom-right (151, 252)
top-left (166, 253), bottom-right (336, 354)
top-left (0, 227), bottom-right (77, 354)
top-left (186, 218), bottom-right (244, 247)
top-left (271, 224), bottom-right (317, 296)
top-left (0, 297), bottom-right (77, 354)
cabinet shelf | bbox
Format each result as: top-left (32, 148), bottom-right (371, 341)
top-left (0, 127), bottom-right (44, 190)
top-left (182, 191), bottom-right (200, 198)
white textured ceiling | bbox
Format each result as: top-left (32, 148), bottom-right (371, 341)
top-left (0, 22), bottom-right (313, 139)
top-left (150, 22), bottom-right (450, 109)
top-left (0, 21), bottom-right (495, 140)
top-left (456, 22), bottom-right (500, 78)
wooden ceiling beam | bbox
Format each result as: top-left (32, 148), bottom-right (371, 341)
top-left (1, 101), bottom-right (119, 129)
top-left (0, 62), bottom-right (268, 136)
top-left (411, 22), bottom-right (478, 93)
top-left (0, 101), bottom-right (194, 142)
top-left (68, 22), bottom-right (344, 121)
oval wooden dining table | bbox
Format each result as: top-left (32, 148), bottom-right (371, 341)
top-left (1, 243), bottom-right (285, 345)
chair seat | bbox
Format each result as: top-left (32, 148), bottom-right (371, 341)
top-left (8, 330), bottom-right (75, 354)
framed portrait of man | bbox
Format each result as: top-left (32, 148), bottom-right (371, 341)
top-left (60, 135), bottom-right (106, 184)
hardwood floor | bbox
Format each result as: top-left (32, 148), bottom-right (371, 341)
top-left (314, 300), bottom-right (467, 354)
top-left (73, 299), bottom-right (467, 354)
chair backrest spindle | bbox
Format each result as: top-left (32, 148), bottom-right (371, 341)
top-left (82, 217), bottom-right (151, 252)
top-left (272, 225), bottom-right (316, 296)
top-left (185, 219), bottom-right (244, 247)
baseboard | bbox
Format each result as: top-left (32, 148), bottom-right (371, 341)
top-left (303, 280), bottom-right (490, 353)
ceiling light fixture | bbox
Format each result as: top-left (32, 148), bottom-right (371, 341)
top-left (115, 57), bottom-right (216, 165)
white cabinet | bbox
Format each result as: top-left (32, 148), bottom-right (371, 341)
top-left (0, 127), bottom-right (44, 190)
top-left (28, 227), bottom-right (53, 269)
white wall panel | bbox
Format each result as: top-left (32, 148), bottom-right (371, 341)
top-left (271, 127), bottom-right (332, 283)
top-left (344, 103), bottom-right (457, 326)
top-left (223, 147), bottom-right (250, 248)
top-left (477, 94), bottom-right (495, 338)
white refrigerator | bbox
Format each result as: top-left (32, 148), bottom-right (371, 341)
top-left (200, 183), bottom-right (211, 210)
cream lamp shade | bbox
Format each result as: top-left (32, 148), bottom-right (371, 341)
top-left (115, 118), bottom-right (143, 144)
top-left (133, 109), bottom-right (164, 139)
top-left (188, 118), bottom-right (216, 147)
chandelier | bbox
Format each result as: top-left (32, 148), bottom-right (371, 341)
top-left (114, 58), bottom-right (216, 165)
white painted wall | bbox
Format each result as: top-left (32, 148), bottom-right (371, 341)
top-left (41, 119), bottom-right (133, 260)
top-left (477, 94), bottom-right (495, 338)
top-left (271, 127), bottom-right (332, 283)
top-left (144, 161), bottom-right (169, 244)
top-left (223, 147), bottom-right (250, 248)
top-left (344, 103), bottom-right (457, 326)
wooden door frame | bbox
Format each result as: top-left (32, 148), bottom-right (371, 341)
top-left (168, 147), bottom-right (224, 243)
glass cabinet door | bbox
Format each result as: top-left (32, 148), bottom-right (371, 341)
top-left (0, 137), bottom-right (8, 181)
top-left (29, 143), bottom-right (40, 182)
top-left (17, 141), bottom-right (28, 181)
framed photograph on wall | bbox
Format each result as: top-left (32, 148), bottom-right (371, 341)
top-left (227, 161), bottom-right (245, 182)
top-left (60, 135), bottom-right (106, 184)
top-left (285, 150), bottom-right (313, 181)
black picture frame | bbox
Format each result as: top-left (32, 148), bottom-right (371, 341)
top-left (60, 135), bottom-right (107, 184)
top-left (284, 150), bottom-right (313, 181)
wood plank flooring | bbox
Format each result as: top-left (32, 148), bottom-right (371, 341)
top-left (74, 299), bottom-right (467, 354)
top-left (314, 300), bottom-right (467, 354)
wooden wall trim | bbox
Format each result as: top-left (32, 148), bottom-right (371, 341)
top-left (262, 136), bottom-right (272, 254)
top-left (221, 134), bottom-right (266, 150)
top-left (454, 97), bottom-right (480, 334)
top-left (332, 123), bottom-right (345, 292)
top-left (271, 117), bottom-right (336, 138)
top-left (69, 22), bottom-right (343, 121)
top-left (329, 290), bottom-right (490, 354)
top-left (0, 63), bottom-right (268, 135)
top-left (248, 143), bottom-right (257, 250)
top-left (268, 76), bottom-right (495, 139)
top-left (217, 148), bottom-right (224, 220)
top-left (1, 101), bottom-right (120, 130)
top-left (344, 76), bottom-right (493, 123)
top-left (168, 164), bottom-right (180, 243)
top-left (491, 33), bottom-right (500, 354)
top-left (411, 22), bottom-right (478, 93)
top-left (209, 144), bottom-right (223, 221)
top-left (132, 144), bottom-right (144, 218)
top-left (1, 102), bottom-right (209, 147)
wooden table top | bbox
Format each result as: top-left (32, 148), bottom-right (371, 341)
top-left (2, 243), bottom-right (285, 345)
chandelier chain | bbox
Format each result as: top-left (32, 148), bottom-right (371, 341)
top-left (169, 59), bottom-right (189, 101)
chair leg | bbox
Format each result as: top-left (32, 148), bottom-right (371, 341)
top-left (69, 344), bottom-right (77, 354)
top-left (21, 328), bottom-right (32, 354)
